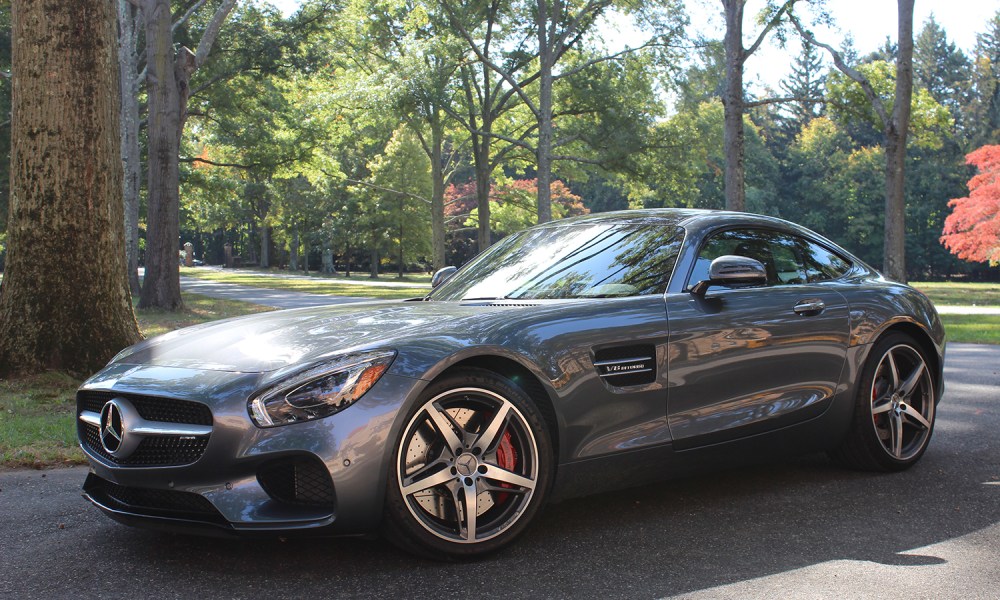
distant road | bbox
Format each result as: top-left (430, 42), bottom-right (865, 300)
top-left (179, 276), bottom-right (375, 309)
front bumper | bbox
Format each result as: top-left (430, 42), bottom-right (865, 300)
top-left (77, 364), bottom-right (425, 536)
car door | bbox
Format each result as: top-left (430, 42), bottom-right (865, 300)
top-left (665, 227), bottom-right (851, 449)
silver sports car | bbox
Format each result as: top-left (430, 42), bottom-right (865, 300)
top-left (77, 209), bottom-right (944, 558)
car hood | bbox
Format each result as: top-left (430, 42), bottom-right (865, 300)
top-left (112, 300), bottom-right (541, 374)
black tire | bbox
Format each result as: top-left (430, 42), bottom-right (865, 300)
top-left (830, 333), bottom-right (937, 471)
top-left (383, 367), bottom-right (554, 559)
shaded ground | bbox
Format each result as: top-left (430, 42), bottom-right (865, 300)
top-left (1, 343), bottom-right (997, 599)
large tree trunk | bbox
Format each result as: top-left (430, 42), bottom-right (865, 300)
top-left (117, 0), bottom-right (142, 295)
top-left (0, 0), bottom-right (141, 376)
top-left (882, 0), bottom-right (914, 283)
top-left (138, 0), bottom-right (183, 309)
top-left (721, 0), bottom-right (746, 212)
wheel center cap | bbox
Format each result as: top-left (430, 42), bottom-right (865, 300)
top-left (456, 453), bottom-right (478, 477)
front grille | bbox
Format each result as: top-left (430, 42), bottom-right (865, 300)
top-left (80, 422), bottom-right (210, 466)
top-left (77, 390), bottom-right (213, 467)
top-left (257, 457), bottom-right (337, 507)
top-left (84, 473), bottom-right (225, 522)
top-left (78, 390), bottom-right (212, 425)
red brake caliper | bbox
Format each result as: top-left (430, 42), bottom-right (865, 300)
top-left (494, 430), bottom-right (518, 504)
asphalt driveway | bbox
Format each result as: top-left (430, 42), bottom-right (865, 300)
top-left (1, 343), bottom-right (997, 599)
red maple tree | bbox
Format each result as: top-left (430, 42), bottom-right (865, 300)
top-left (941, 145), bottom-right (1000, 265)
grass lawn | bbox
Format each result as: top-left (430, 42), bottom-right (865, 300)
top-left (180, 266), bottom-right (431, 300)
top-left (911, 281), bottom-right (1000, 307)
top-left (0, 293), bottom-right (269, 469)
top-left (940, 314), bottom-right (1000, 345)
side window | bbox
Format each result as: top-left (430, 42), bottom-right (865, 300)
top-left (800, 239), bottom-right (851, 282)
top-left (688, 228), bottom-right (808, 288)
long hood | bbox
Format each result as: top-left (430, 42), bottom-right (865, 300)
top-left (112, 300), bottom-right (540, 373)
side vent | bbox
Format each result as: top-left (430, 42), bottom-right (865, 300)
top-left (593, 344), bottom-right (656, 386)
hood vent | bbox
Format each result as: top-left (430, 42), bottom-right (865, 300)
top-left (593, 344), bottom-right (656, 386)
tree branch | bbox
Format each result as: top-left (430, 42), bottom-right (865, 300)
top-left (173, 0), bottom-right (207, 34)
top-left (194, 0), bottom-right (237, 69)
top-left (745, 0), bottom-right (797, 58)
top-left (791, 14), bottom-right (889, 125)
top-left (344, 179), bottom-right (431, 205)
top-left (746, 96), bottom-right (825, 108)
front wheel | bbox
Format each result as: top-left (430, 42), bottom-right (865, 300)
top-left (831, 333), bottom-right (937, 471)
top-left (383, 368), bottom-right (554, 558)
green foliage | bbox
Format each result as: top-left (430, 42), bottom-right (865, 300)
top-left (826, 60), bottom-right (953, 149)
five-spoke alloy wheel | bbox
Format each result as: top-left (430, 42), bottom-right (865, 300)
top-left (384, 368), bottom-right (553, 558)
top-left (833, 333), bottom-right (937, 471)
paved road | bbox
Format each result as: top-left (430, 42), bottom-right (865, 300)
top-left (180, 277), bottom-right (379, 309)
top-left (2, 343), bottom-right (997, 599)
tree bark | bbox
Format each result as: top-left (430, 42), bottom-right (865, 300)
top-left (429, 119), bottom-right (447, 270)
top-left (138, 0), bottom-right (183, 310)
top-left (474, 140), bottom-right (492, 252)
top-left (882, 0), bottom-right (914, 283)
top-left (722, 0), bottom-right (747, 212)
top-left (289, 229), bottom-right (299, 270)
top-left (117, 0), bottom-right (142, 295)
top-left (0, 0), bottom-right (141, 376)
top-left (260, 225), bottom-right (270, 268)
top-left (535, 0), bottom-right (554, 223)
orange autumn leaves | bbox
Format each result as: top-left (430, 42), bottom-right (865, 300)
top-left (941, 145), bottom-right (1000, 265)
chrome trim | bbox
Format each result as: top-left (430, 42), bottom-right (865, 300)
top-left (79, 410), bottom-right (101, 427)
top-left (600, 368), bottom-right (654, 376)
top-left (78, 411), bottom-right (211, 437)
top-left (593, 356), bottom-right (654, 367)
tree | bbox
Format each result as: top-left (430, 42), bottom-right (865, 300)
top-left (364, 127), bottom-right (433, 276)
top-left (793, 0), bottom-right (917, 282)
top-left (444, 0), bottom-right (683, 227)
top-left (913, 15), bottom-right (970, 127)
top-left (967, 11), bottom-right (1000, 146)
top-left (941, 145), bottom-right (1000, 265)
top-left (0, 0), bottom-right (140, 375)
top-left (138, 0), bottom-right (236, 310)
top-left (777, 38), bottom-right (826, 137)
top-left (466, 178), bottom-right (589, 236)
top-left (116, 0), bottom-right (142, 294)
top-left (719, 0), bottom-right (800, 211)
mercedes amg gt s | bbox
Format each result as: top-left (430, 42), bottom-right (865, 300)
top-left (77, 209), bottom-right (944, 558)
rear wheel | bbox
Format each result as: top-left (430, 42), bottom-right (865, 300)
top-left (383, 368), bottom-right (553, 558)
top-left (831, 333), bottom-right (937, 471)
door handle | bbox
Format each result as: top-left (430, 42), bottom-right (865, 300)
top-left (793, 299), bottom-right (825, 315)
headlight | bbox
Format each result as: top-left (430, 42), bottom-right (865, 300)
top-left (248, 350), bottom-right (396, 427)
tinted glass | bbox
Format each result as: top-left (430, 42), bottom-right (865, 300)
top-left (801, 239), bottom-right (851, 282)
top-left (688, 228), bottom-right (851, 288)
top-left (687, 229), bottom-right (805, 288)
top-left (431, 222), bottom-right (684, 300)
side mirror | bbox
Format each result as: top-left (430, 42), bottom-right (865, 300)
top-left (431, 266), bottom-right (458, 288)
top-left (691, 255), bottom-right (767, 296)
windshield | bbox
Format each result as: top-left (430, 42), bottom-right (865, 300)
top-left (430, 221), bottom-right (684, 301)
